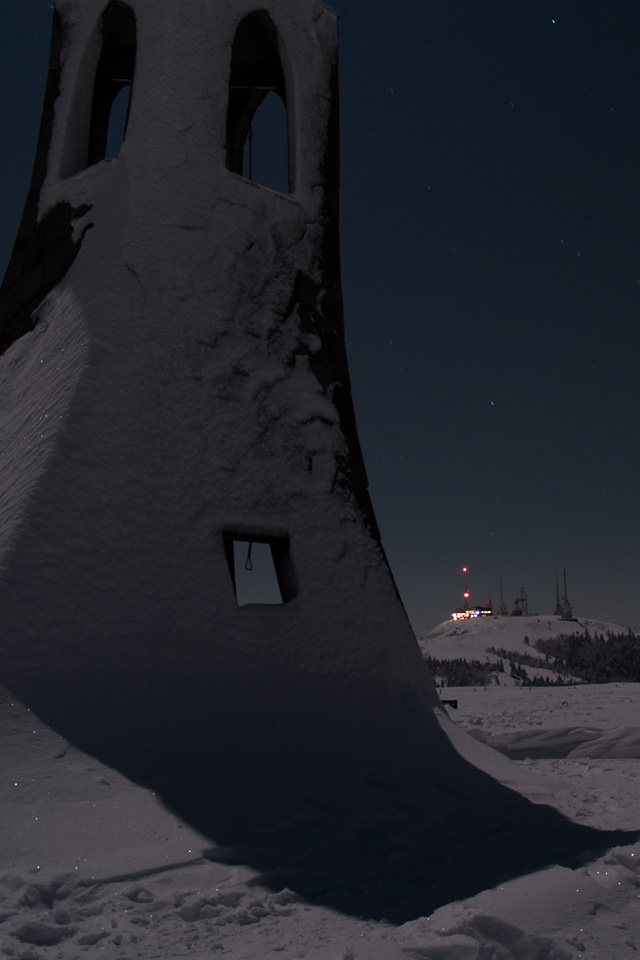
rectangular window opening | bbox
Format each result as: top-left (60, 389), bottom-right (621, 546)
top-left (223, 533), bottom-right (297, 607)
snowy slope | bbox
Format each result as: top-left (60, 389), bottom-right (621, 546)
top-left (2, 677), bottom-right (639, 960)
top-left (419, 614), bottom-right (628, 685)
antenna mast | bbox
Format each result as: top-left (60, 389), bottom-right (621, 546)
top-left (560, 569), bottom-right (573, 620)
top-left (497, 574), bottom-right (508, 616)
top-left (554, 571), bottom-right (563, 616)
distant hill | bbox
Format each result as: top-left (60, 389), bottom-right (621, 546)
top-left (419, 615), bottom-right (631, 687)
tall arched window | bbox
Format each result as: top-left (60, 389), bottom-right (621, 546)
top-left (226, 12), bottom-right (290, 193)
top-left (88, 2), bottom-right (136, 166)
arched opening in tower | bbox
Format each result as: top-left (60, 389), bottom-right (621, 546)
top-left (87, 2), bottom-right (136, 167)
top-left (241, 91), bottom-right (289, 192)
top-left (226, 13), bottom-right (290, 193)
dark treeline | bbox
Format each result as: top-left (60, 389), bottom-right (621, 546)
top-left (534, 632), bottom-right (640, 683)
top-left (485, 646), bottom-right (548, 671)
top-left (502, 660), bottom-right (570, 687)
top-left (427, 656), bottom-right (574, 688)
top-left (427, 631), bottom-right (640, 686)
top-left (525, 674), bottom-right (571, 687)
top-left (425, 657), bottom-right (496, 687)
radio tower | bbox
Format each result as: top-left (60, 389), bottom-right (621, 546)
top-left (554, 572), bottom-right (563, 616)
top-left (560, 569), bottom-right (573, 620)
top-left (497, 575), bottom-right (508, 616)
top-left (462, 566), bottom-right (470, 611)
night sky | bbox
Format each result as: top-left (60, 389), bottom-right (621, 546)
top-left (1, 1), bottom-right (639, 633)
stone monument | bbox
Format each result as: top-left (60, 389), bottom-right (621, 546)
top-left (0, 0), bottom-right (443, 791)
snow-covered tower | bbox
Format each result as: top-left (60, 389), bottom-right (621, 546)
top-left (0, 0), bottom-right (442, 791)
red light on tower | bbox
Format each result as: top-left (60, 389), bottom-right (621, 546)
top-left (452, 565), bottom-right (473, 620)
top-left (462, 566), bottom-right (470, 610)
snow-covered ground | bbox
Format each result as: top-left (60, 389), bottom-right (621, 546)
top-left (2, 655), bottom-right (639, 959)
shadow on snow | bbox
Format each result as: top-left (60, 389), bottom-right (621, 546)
top-left (5, 657), bottom-right (637, 925)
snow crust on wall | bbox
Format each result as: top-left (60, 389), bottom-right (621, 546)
top-left (0, 288), bottom-right (87, 575)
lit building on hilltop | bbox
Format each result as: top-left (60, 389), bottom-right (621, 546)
top-left (451, 602), bottom-right (492, 621)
